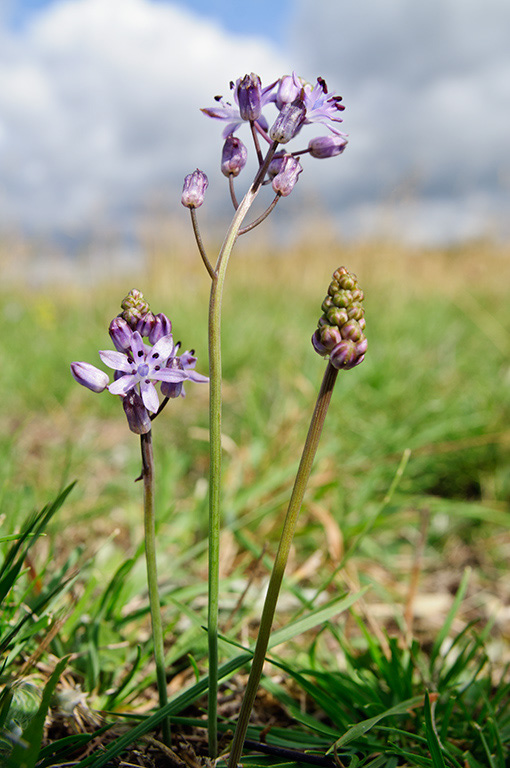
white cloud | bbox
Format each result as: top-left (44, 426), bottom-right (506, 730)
top-left (0, 0), bottom-right (290, 231)
top-left (1, 0), bottom-right (508, 243)
top-left (289, 0), bottom-right (510, 241)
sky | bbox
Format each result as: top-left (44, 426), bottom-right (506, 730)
top-left (0, 0), bottom-right (509, 244)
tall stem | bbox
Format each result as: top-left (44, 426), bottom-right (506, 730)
top-left (227, 362), bottom-right (339, 768)
top-left (140, 431), bottom-right (171, 747)
top-left (207, 185), bottom-right (260, 757)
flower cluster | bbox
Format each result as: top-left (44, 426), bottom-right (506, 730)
top-left (71, 290), bottom-right (208, 434)
top-left (181, 72), bottom-right (348, 210)
top-left (312, 267), bottom-right (367, 370)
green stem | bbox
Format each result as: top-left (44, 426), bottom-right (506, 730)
top-left (207, 185), bottom-right (260, 757)
top-left (227, 361), bottom-right (339, 768)
top-left (141, 431), bottom-right (171, 747)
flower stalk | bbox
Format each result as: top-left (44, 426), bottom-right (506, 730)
top-left (140, 430), bottom-right (171, 747)
top-left (207, 184), bottom-right (261, 757)
top-left (226, 361), bottom-right (339, 768)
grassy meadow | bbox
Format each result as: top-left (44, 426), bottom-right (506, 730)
top-left (1, 232), bottom-right (509, 766)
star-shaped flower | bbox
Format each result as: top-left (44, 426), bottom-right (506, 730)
top-left (100, 331), bottom-right (188, 413)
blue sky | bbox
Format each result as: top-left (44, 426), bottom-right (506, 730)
top-left (1, 0), bottom-right (508, 243)
top-left (7, 0), bottom-right (291, 41)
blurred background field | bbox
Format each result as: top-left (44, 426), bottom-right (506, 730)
top-left (2, 232), bottom-right (509, 644)
top-left (1, 229), bottom-right (510, 765)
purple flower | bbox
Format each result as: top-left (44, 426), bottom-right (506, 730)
top-left (201, 74), bottom-right (277, 138)
top-left (149, 312), bottom-right (172, 344)
top-left (308, 134), bottom-right (348, 159)
top-left (275, 74), bottom-right (301, 110)
top-left (181, 169), bottom-right (209, 209)
top-left (123, 390), bottom-right (152, 435)
top-left (221, 134), bottom-right (248, 177)
top-left (102, 331), bottom-right (188, 413)
top-left (271, 155), bottom-right (303, 197)
top-left (269, 97), bottom-right (307, 144)
top-left (299, 75), bottom-right (347, 135)
top-left (237, 72), bottom-right (262, 121)
top-left (109, 316), bottom-right (134, 352)
top-left (70, 362), bottom-right (109, 393)
top-left (161, 350), bottom-right (208, 399)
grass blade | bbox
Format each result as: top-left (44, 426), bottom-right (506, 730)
top-left (7, 655), bottom-right (69, 768)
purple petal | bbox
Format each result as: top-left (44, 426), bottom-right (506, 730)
top-left (71, 362), bottom-right (109, 392)
top-left (186, 371), bottom-right (209, 383)
top-left (140, 380), bottom-right (160, 413)
top-left (130, 331), bottom-right (146, 360)
top-left (108, 374), bottom-right (139, 395)
top-left (151, 368), bottom-right (188, 383)
top-left (99, 349), bottom-right (133, 373)
top-left (149, 334), bottom-right (175, 363)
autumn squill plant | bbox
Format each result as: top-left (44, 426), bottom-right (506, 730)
top-left (71, 290), bottom-right (208, 747)
top-left (185, 71), bottom-right (353, 756)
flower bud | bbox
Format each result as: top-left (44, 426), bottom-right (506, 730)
top-left (149, 312), bottom-right (172, 344)
top-left (122, 390), bottom-right (152, 434)
top-left (313, 266), bottom-right (367, 370)
top-left (330, 340), bottom-right (358, 370)
top-left (136, 312), bottom-right (155, 339)
top-left (121, 289), bottom-right (151, 329)
top-left (109, 316), bottom-right (133, 351)
top-left (267, 152), bottom-right (287, 179)
top-left (237, 73), bottom-right (262, 121)
top-left (276, 74), bottom-right (301, 110)
top-left (271, 155), bottom-right (303, 197)
top-left (181, 169), bottom-right (209, 209)
top-left (340, 319), bottom-right (363, 342)
top-left (319, 325), bottom-right (342, 350)
top-left (269, 98), bottom-right (306, 143)
top-left (71, 362), bottom-right (109, 393)
top-left (221, 135), bottom-right (248, 177)
top-left (311, 330), bottom-right (329, 356)
top-left (308, 135), bottom-right (348, 159)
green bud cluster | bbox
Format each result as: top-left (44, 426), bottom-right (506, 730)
top-left (120, 289), bottom-right (151, 329)
top-left (312, 267), bottom-right (367, 370)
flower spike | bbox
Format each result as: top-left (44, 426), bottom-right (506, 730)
top-left (312, 267), bottom-right (367, 370)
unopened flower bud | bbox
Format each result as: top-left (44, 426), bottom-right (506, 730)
top-left (221, 135), bottom-right (248, 177)
top-left (136, 312), bottom-right (156, 339)
top-left (311, 330), bottom-right (329, 356)
top-left (308, 135), bottom-right (348, 159)
top-left (149, 312), bottom-right (172, 344)
top-left (123, 390), bottom-right (152, 434)
top-left (109, 316), bottom-right (133, 351)
top-left (330, 340), bottom-right (358, 370)
top-left (271, 155), bottom-right (303, 197)
top-left (313, 266), bottom-right (367, 370)
top-left (340, 320), bottom-right (363, 342)
top-left (237, 73), bottom-right (262, 121)
top-left (181, 169), bottom-right (208, 209)
top-left (319, 325), bottom-right (342, 350)
top-left (267, 152), bottom-right (287, 179)
top-left (121, 289), bottom-right (151, 329)
top-left (276, 74), bottom-right (301, 110)
top-left (269, 98), bottom-right (306, 143)
top-left (70, 362), bottom-right (109, 393)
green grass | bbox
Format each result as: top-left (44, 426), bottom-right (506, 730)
top-left (1, 237), bottom-right (509, 765)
